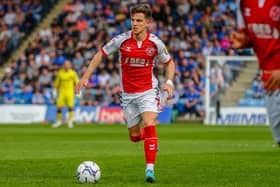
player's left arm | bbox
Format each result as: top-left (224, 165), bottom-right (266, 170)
top-left (72, 71), bottom-right (80, 95)
top-left (156, 39), bottom-right (175, 99)
top-left (162, 60), bottom-right (175, 99)
top-left (264, 70), bottom-right (280, 91)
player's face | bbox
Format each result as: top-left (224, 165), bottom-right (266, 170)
top-left (131, 13), bottom-right (149, 35)
top-left (64, 61), bottom-right (71, 70)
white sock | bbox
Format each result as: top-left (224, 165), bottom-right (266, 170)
top-left (146, 164), bottom-right (154, 171)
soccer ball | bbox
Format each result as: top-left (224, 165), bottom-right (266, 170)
top-left (76, 161), bottom-right (101, 183)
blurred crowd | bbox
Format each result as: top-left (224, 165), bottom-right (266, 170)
top-left (0, 0), bottom-right (57, 64)
top-left (0, 0), bottom-right (257, 119)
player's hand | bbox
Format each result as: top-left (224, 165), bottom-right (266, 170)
top-left (162, 83), bottom-right (174, 99)
top-left (264, 70), bottom-right (280, 91)
top-left (52, 89), bottom-right (57, 98)
top-left (75, 78), bottom-right (88, 95)
top-left (230, 31), bottom-right (248, 49)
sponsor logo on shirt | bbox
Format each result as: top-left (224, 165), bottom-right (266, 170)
top-left (125, 57), bottom-right (150, 67)
top-left (248, 23), bottom-right (279, 39)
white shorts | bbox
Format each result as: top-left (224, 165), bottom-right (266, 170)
top-left (121, 89), bottom-right (161, 128)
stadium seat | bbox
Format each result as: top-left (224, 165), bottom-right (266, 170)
top-left (238, 98), bottom-right (249, 106)
top-left (245, 89), bottom-right (254, 98)
top-left (239, 98), bottom-right (265, 107)
top-left (15, 88), bottom-right (23, 95)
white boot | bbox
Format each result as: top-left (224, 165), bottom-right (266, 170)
top-left (68, 120), bottom-right (74, 128)
top-left (52, 120), bottom-right (62, 128)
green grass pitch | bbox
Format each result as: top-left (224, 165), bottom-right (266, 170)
top-left (0, 124), bottom-right (279, 187)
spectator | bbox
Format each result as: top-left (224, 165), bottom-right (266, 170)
top-left (14, 6), bottom-right (26, 28)
top-left (4, 6), bottom-right (16, 26)
top-left (109, 94), bottom-right (121, 107)
top-left (97, 69), bottom-right (110, 88)
top-left (0, 24), bottom-right (12, 41)
top-left (14, 72), bottom-right (28, 89)
top-left (108, 70), bottom-right (120, 88)
top-left (4, 87), bottom-right (16, 104)
top-left (39, 25), bottom-right (52, 42)
top-left (93, 87), bottom-right (104, 106)
top-left (73, 51), bottom-right (85, 70)
top-left (184, 85), bottom-right (200, 118)
top-left (53, 50), bottom-right (66, 66)
top-left (42, 88), bottom-right (54, 105)
top-left (35, 49), bottom-right (50, 66)
top-left (252, 75), bottom-right (265, 99)
top-left (80, 88), bottom-right (95, 106)
top-left (0, 87), bottom-right (4, 104)
top-left (64, 39), bottom-right (75, 59)
top-left (32, 88), bottom-right (45, 104)
top-left (202, 41), bottom-right (213, 56)
top-left (31, 0), bottom-right (43, 22)
top-left (38, 68), bottom-right (52, 88)
top-left (10, 25), bottom-right (22, 50)
top-left (19, 85), bottom-right (33, 104)
top-left (76, 16), bottom-right (88, 32)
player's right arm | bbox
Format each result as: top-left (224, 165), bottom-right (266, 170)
top-left (75, 51), bottom-right (103, 95)
top-left (75, 33), bottom-right (125, 95)
top-left (231, 0), bottom-right (252, 49)
top-left (230, 30), bottom-right (252, 49)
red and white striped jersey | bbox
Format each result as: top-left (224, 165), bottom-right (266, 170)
top-left (237, 0), bottom-right (280, 81)
top-left (101, 31), bottom-right (171, 94)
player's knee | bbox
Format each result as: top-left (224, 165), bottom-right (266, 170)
top-left (143, 120), bottom-right (156, 127)
top-left (57, 108), bottom-right (62, 113)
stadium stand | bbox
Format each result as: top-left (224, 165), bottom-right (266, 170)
top-left (0, 0), bottom-right (57, 64)
top-left (238, 72), bottom-right (265, 107)
top-left (0, 0), bottom-right (263, 120)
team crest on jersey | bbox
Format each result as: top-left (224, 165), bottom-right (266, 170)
top-left (146, 47), bottom-right (155, 56)
top-left (270, 6), bottom-right (280, 21)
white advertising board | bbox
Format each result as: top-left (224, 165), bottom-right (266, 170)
top-left (0, 105), bottom-right (47, 124)
top-left (217, 107), bottom-right (269, 125)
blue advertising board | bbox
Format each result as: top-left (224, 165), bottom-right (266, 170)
top-left (45, 105), bottom-right (172, 124)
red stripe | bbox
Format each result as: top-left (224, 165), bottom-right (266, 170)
top-left (164, 58), bottom-right (171, 64)
top-left (155, 97), bottom-right (160, 110)
top-left (101, 48), bottom-right (107, 57)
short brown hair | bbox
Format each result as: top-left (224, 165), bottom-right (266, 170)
top-left (130, 4), bottom-right (152, 19)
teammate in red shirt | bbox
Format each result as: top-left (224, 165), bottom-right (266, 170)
top-left (75, 4), bottom-right (175, 182)
top-left (231, 0), bottom-right (280, 145)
